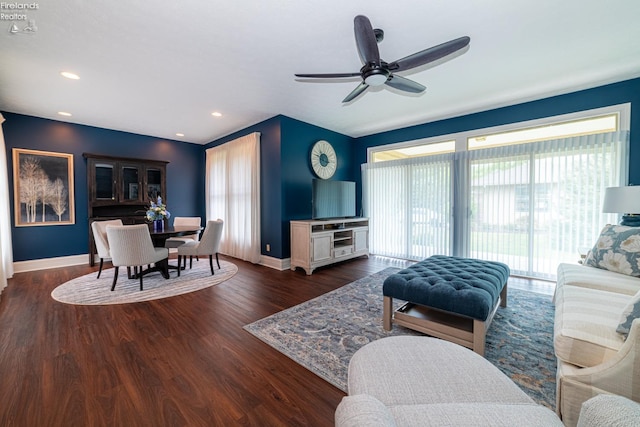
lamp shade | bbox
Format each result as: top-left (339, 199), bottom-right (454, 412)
top-left (602, 186), bottom-right (640, 214)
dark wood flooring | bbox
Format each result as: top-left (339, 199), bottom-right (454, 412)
top-left (0, 255), bottom-right (555, 426)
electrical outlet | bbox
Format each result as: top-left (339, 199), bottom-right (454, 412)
top-left (266, 244), bottom-right (271, 252)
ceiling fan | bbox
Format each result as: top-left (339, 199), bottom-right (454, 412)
top-left (295, 15), bottom-right (470, 103)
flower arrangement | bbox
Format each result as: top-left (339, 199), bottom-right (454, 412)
top-left (146, 196), bottom-right (171, 222)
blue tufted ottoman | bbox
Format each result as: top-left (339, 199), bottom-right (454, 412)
top-left (382, 255), bottom-right (510, 355)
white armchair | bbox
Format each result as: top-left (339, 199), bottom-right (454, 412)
top-left (554, 263), bottom-right (640, 426)
top-left (90, 219), bottom-right (123, 278)
top-left (557, 318), bottom-right (640, 426)
top-left (177, 219), bottom-right (223, 276)
top-left (106, 224), bottom-right (169, 291)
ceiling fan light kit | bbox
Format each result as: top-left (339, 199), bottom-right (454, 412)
top-left (363, 69), bottom-right (389, 86)
top-left (295, 15), bottom-right (470, 103)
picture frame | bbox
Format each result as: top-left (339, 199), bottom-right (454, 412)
top-left (147, 183), bottom-right (161, 200)
top-left (129, 183), bottom-right (139, 199)
top-left (12, 148), bottom-right (75, 226)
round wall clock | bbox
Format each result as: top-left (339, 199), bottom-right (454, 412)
top-left (310, 140), bottom-right (337, 179)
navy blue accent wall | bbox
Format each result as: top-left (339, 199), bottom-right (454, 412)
top-left (203, 115), bottom-right (355, 259)
top-left (202, 116), bottom-right (284, 258)
top-left (3, 112), bottom-right (203, 262)
top-left (353, 78), bottom-right (640, 186)
top-left (279, 116), bottom-right (355, 256)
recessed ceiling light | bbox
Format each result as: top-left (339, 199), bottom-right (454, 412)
top-left (58, 111), bottom-right (72, 117)
top-left (176, 133), bottom-right (184, 137)
top-left (60, 71), bottom-right (80, 80)
top-left (211, 112), bottom-right (222, 117)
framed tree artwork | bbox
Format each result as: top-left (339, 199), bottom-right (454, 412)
top-left (12, 148), bottom-right (75, 226)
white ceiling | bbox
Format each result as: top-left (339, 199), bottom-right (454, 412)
top-left (2, 1), bottom-right (640, 145)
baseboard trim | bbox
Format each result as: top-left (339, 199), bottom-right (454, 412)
top-left (13, 253), bottom-right (292, 274)
top-left (259, 255), bottom-right (290, 271)
top-left (13, 254), bottom-right (90, 274)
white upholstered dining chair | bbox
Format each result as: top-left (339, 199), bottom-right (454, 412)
top-left (164, 216), bottom-right (202, 249)
top-left (91, 219), bottom-right (123, 278)
top-left (106, 224), bottom-right (169, 291)
top-left (176, 219), bottom-right (223, 276)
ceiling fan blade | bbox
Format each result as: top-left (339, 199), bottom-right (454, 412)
top-left (389, 36), bottom-right (470, 72)
top-left (343, 82), bottom-right (369, 103)
top-left (295, 72), bottom-right (361, 78)
top-left (385, 74), bottom-right (426, 93)
top-left (354, 15), bottom-right (380, 65)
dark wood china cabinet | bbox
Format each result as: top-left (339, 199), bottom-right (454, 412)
top-left (84, 153), bottom-right (168, 265)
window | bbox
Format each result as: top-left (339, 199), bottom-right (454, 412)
top-left (205, 132), bottom-right (261, 263)
top-left (363, 105), bottom-right (629, 279)
top-left (468, 114), bottom-right (618, 150)
top-left (371, 140), bottom-right (455, 162)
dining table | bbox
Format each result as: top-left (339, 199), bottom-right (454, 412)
top-left (149, 225), bottom-right (203, 248)
top-left (145, 225), bottom-right (203, 276)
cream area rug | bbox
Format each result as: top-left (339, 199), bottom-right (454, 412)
top-left (51, 259), bottom-right (238, 305)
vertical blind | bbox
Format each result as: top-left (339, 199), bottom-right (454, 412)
top-left (464, 131), bottom-right (627, 278)
top-left (362, 153), bottom-right (453, 260)
top-left (363, 130), bottom-right (628, 279)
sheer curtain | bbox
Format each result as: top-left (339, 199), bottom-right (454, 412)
top-left (0, 113), bottom-right (14, 297)
top-left (362, 153), bottom-right (453, 259)
top-left (363, 131), bottom-right (628, 279)
top-left (205, 132), bottom-right (261, 263)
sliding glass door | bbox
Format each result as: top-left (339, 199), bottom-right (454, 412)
top-left (362, 153), bottom-right (453, 260)
top-left (363, 106), bottom-right (629, 279)
top-left (465, 132), bottom-right (626, 278)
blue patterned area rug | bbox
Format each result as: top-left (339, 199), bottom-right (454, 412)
top-left (244, 267), bottom-right (557, 409)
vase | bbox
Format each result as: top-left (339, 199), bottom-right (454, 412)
top-left (153, 219), bottom-right (164, 231)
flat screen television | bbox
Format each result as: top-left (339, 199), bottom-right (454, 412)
top-left (312, 179), bottom-right (356, 219)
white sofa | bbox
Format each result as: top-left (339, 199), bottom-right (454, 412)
top-left (335, 336), bottom-right (640, 426)
top-left (335, 336), bottom-right (563, 427)
top-left (554, 262), bottom-right (640, 426)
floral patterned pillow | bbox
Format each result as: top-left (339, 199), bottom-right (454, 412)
top-left (617, 290), bottom-right (640, 339)
top-left (584, 224), bottom-right (640, 277)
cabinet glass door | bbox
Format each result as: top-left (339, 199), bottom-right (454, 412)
top-left (121, 165), bottom-right (140, 201)
top-left (146, 168), bottom-right (162, 201)
top-left (95, 163), bottom-right (115, 200)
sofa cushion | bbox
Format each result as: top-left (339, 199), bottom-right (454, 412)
top-left (348, 336), bottom-right (532, 406)
top-left (554, 284), bottom-right (628, 367)
top-left (617, 290), bottom-right (640, 339)
top-left (584, 225), bottom-right (640, 277)
top-left (556, 263), bottom-right (640, 296)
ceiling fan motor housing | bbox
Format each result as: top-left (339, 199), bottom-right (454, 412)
top-left (362, 65), bottom-right (389, 86)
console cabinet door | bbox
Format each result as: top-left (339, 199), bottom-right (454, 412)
top-left (354, 229), bottom-right (369, 253)
top-left (311, 234), bottom-right (332, 262)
